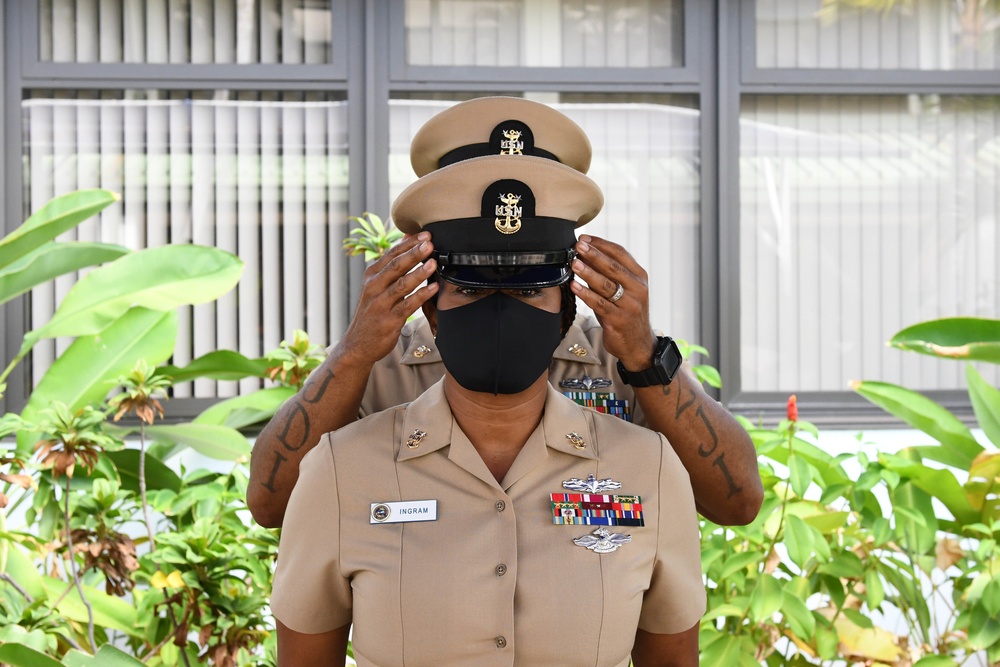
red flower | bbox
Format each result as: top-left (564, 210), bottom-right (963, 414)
top-left (786, 395), bottom-right (798, 422)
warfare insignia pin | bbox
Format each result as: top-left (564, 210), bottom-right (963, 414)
top-left (559, 374), bottom-right (613, 390)
top-left (413, 345), bottom-right (432, 358)
top-left (406, 429), bottom-right (427, 449)
top-left (566, 432), bottom-right (586, 450)
top-left (563, 474), bottom-right (622, 493)
top-left (573, 527), bottom-right (632, 553)
top-left (494, 193), bottom-right (522, 234)
top-left (566, 343), bottom-right (589, 357)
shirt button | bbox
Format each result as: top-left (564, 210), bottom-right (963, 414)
top-left (495, 500), bottom-right (506, 512)
top-left (495, 636), bottom-right (507, 649)
top-left (496, 563), bottom-right (507, 577)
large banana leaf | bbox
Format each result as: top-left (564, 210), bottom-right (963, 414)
top-left (194, 386), bottom-right (296, 429)
top-left (1, 545), bottom-right (139, 638)
top-left (0, 189), bottom-right (119, 272)
top-left (890, 318), bottom-right (1000, 364)
top-left (0, 241), bottom-right (129, 306)
top-left (851, 380), bottom-right (983, 470)
top-left (156, 350), bottom-right (270, 383)
top-left (20, 244), bottom-right (242, 354)
top-left (144, 423), bottom-right (251, 462)
top-left (17, 308), bottom-right (177, 454)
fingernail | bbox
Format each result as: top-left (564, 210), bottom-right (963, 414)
top-left (577, 241), bottom-right (591, 253)
top-left (580, 234), bottom-right (592, 243)
top-left (417, 231), bottom-right (431, 241)
top-left (419, 240), bottom-right (431, 251)
top-left (572, 259), bottom-right (584, 271)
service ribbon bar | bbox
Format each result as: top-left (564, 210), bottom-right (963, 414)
top-left (550, 493), bottom-right (644, 527)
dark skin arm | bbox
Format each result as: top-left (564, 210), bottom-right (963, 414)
top-left (247, 234), bottom-right (438, 528)
top-left (276, 620), bottom-right (350, 667)
top-left (631, 624), bottom-right (700, 667)
top-left (571, 234), bottom-right (763, 525)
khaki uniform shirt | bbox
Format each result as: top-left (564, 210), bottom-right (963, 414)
top-left (271, 380), bottom-right (705, 666)
top-left (361, 314), bottom-right (647, 426)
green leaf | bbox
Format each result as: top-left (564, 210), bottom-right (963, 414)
top-left (105, 449), bottom-right (182, 494)
top-left (156, 350), bottom-right (270, 383)
top-left (17, 308), bottom-right (177, 454)
top-left (842, 607), bottom-right (873, 629)
top-left (715, 551), bottom-right (762, 580)
top-left (781, 590), bottom-right (816, 638)
top-left (0, 241), bottom-right (129, 306)
top-left (0, 189), bottom-right (119, 272)
top-left (969, 605), bottom-right (1000, 649)
top-left (193, 386), bottom-right (296, 429)
top-left (61, 646), bottom-right (146, 667)
top-left (24, 244), bottom-right (242, 350)
top-left (700, 633), bottom-right (746, 667)
top-left (803, 511), bottom-right (850, 535)
top-left (788, 454), bottom-right (813, 497)
top-left (784, 515), bottom-right (815, 569)
top-left (890, 317), bottom-right (1000, 364)
top-left (852, 380), bottom-right (983, 469)
top-left (968, 364), bottom-right (1000, 449)
top-left (865, 568), bottom-right (885, 609)
top-left (819, 552), bottom-right (864, 579)
top-left (982, 578), bottom-right (1000, 618)
top-left (749, 574), bottom-right (784, 623)
top-left (0, 643), bottom-right (63, 667)
top-left (879, 454), bottom-right (978, 525)
top-left (694, 364), bottom-right (722, 389)
top-left (144, 423), bottom-right (251, 462)
top-left (913, 657), bottom-right (958, 667)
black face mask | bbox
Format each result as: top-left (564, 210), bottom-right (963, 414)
top-left (435, 291), bottom-right (562, 395)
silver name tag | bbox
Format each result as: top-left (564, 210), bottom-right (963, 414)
top-left (370, 500), bottom-right (437, 524)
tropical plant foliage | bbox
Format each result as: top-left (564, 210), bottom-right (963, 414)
top-left (4, 191), bottom-right (1000, 666)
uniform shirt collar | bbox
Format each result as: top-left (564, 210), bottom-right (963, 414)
top-left (398, 379), bottom-right (598, 467)
top-left (399, 317), bottom-right (442, 365)
top-left (550, 318), bottom-right (603, 366)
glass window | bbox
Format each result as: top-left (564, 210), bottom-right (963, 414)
top-left (22, 90), bottom-right (350, 397)
top-left (38, 0), bottom-right (335, 64)
top-left (404, 0), bottom-right (683, 68)
top-left (756, 0), bottom-right (1000, 70)
top-left (388, 92), bottom-right (702, 346)
top-left (740, 95), bottom-right (1000, 393)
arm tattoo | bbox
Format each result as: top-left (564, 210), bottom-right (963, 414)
top-left (302, 367), bottom-right (334, 404)
top-left (695, 404), bottom-right (719, 457)
top-left (712, 452), bottom-right (744, 499)
top-left (276, 403), bottom-right (310, 451)
top-left (675, 385), bottom-right (697, 418)
top-left (262, 452), bottom-right (287, 493)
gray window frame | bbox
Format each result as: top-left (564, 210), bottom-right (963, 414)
top-left (2, 0), bottom-right (993, 427)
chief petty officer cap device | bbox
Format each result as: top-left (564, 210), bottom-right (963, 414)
top-left (391, 154), bottom-right (603, 290)
top-left (409, 96), bottom-right (592, 177)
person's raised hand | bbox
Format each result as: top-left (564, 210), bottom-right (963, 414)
top-left (570, 234), bottom-right (657, 371)
top-left (339, 232), bottom-right (438, 367)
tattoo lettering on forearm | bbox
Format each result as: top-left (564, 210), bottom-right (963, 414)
top-left (712, 452), bottom-right (743, 499)
top-left (276, 403), bottom-right (310, 451)
top-left (695, 405), bottom-right (719, 457)
top-left (302, 368), bottom-right (334, 404)
top-left (263, 452), bottom-right (287, 493)
top-left (675, 385), bottom-right (697, 418)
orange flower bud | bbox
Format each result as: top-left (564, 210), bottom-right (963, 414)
top-left (786, 395), bottom-right (798, 422)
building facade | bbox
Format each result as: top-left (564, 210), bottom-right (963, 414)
top-left (2, 0), bottom-right (999, 424)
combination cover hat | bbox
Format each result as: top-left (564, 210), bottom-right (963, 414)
top-left (392, 155), bottom-right (603, 289)
top-left (409, 97), bottom-right (592, 177)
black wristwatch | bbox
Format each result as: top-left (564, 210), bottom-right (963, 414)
top-left (616, 336), bottom-right (683, 387)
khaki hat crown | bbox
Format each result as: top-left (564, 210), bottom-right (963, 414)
top-left (409, 97), bottom-right (592, 177)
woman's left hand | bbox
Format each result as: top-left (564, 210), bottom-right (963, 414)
top-left (570, 234), bottom-right (658, 370)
